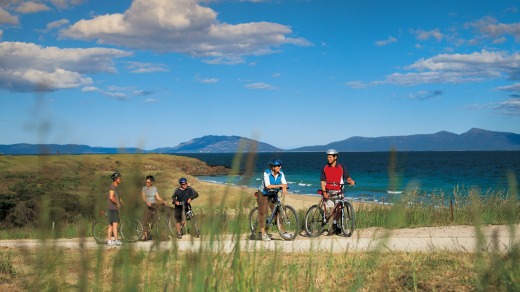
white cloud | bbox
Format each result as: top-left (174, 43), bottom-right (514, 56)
top-left (245, 82), bottom-right (277, 90)
top-left (0, 42), bottom-right (132, 92)
top-left (375, 36), bottom-right (397, 46)
top-left (0, 7), bottom-right (19, 25)
top-left (46, 19), bottom-right (69, 31)
top-left (345, 80), bottom-right (367, 89)
top-left (379, 50), bottom-right (520, 86)
top-left (125, 61), bottom-right (168, 73)
top-left (81, 86), bottom-right (99, 92)
top-left (15, 2), bottom-right (50, 13)
top-left (466, 17), bottom-right (520, 42)
top-left (60, 0), bottom-right (311, 64)
top-left (405, 90), bottom-right (443, 100)
top-left (494, 97), bottom-right (520, 115)
top-left (413, 29), bottom-right (443, 42)
top-left (496, 82), bottom-right (520, 93)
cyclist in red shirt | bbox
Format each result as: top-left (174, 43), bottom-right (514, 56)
top-left (320, 149), bottom-right (355, 235)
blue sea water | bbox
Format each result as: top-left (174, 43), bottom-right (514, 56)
top-left (174, 151), bottom-right (520, 204)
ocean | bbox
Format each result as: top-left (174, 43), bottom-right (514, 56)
top-left (174, 151), bottom-right (520, 204)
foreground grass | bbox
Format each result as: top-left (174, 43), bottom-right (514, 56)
top-left (1, 153), bottom-right (519, 291)
top-left (1, 242), bottom-right (518, 291)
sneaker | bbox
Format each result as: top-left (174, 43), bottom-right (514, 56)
top-left (261, 234), bottom-right (271, 242)
top-left (326, 224), bottom-right (337, 236)
top-left (107, 240), bottom-right (116, 246)
top-left (177, 233), bottom-right (182, 239)
top-left (115, 239), bottom-right (123, 246)
top-left (282, 232), bottom-right (292, 239)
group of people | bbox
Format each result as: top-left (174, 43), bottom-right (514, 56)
top-left (106, 173), bottom-right (199, 246)
top-left (105, 149), bottom-right (354, 245)
top-left (254, 148), bottom-right (355, 241)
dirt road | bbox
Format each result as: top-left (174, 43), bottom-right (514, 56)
top-left (1, 224), bottom-right (518, 253)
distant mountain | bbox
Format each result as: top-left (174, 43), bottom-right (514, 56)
top-left (292, 128), bottom-right (520, 152)
top-left (0, 143), bottom-right (145, 155)
top-left (1, 129), bottom-right (519, 155)
top-left (152, 135), bottom-right (282, 153)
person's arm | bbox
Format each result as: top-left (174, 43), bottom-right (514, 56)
top-left (342, 164), bottom-right (355, 186)
top-left (172, 190), bottom-right (181, 206)
top-left (187, 188), bottom-right (199, 204)
top-left (320, 181), bottom-right (329, 199)
top-left (154, 192), bottom-right (166, 205)
top-left (110, 190), bottom-right (121, 209)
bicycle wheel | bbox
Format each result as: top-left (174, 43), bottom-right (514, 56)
top-left (339, 201), bottom-right (355, 237)
top-left (248, 207), bottom-right (259, 238)
top-left (186, 213), bottom-right (201, 238)
top-left (276, 205), bottom-right (299, 240)
top-left (120, 218), bottom-right (143, 242)
top-left (304, 205), bottom-right (325, 237)
top-left (166, 213), bottom-right (177, 236)
top-left (154, 215), bottom-right (170, 240)
top-left (92, 220), bottom-right (108, 243)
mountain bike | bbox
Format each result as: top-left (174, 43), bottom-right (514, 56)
top-left (178, 202), bottom-right (200, 238)
top-left (92, 211), bottom-right (144, 243)
top-left (249, 189), bottom-right (299, 241)
top-left (304, 185), bottom-right (355, 237)
top-left (143, 204), bottom-right (175, 241)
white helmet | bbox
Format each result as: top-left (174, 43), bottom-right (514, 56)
top-left (326, 149), bottom-right (338, 155)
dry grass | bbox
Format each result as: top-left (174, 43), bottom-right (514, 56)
top-left (0, 247), bottom-right (485, 291)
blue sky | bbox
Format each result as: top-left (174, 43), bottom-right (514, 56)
top-left (1, 0), bottom-right (520, 150)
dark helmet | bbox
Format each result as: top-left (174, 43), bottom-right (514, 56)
top-left (145, 175), bottom-right (155, 182)
top-left (179, 177), bottom-right (188, 184)
top-left (326, 149), bottom-right (338, 155)
top-left (268, 159), bottom-right (282, 167)
top-left (111, 172), bottom-right (122, 181)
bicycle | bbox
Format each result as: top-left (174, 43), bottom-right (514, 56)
top-left (92, 211), bottom-right (144, 243)
top-left (304, 185), bottom-right (355, 237)
top-left (249, 189), bottom-right (299, 241)
top-left (178, 202), bottom-right (200, 238)
top-left (143, 204), bottom-right (175, 241)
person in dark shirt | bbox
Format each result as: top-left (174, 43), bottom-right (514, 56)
top-left (172, 177), bottom-right (199, 239)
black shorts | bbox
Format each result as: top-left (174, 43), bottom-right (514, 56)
top-left (173, 203), bottom-right (191, 222)
top-left (107, 209), bottom-right (119, 224)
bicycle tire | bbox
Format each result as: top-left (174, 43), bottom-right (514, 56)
top-left (186, 213), bottom-right (200, 238)
top-left (154, 215), bottom-right (170, 240)
top-left (339, 201), bottom-right (355, 237)
top-left (248, 207), bottom-right (259, 238)
top-left (120, 218), bottom-right (143, 242)
top-left (276, 205), bottom-right (299, 241)
top-left (166, 213), bottom-right (176, 236)
top-left (304, 205), bottom-right (325, 237)
top-left (92, 220), bottom-right (108, 243)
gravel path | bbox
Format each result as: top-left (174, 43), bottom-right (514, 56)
top-left (1, 224), bottom-right (518, 253)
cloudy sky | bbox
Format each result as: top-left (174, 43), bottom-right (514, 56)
top-left (1, 0), bottom-right (519, 150)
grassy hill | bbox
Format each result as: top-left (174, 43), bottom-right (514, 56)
top-left (0, 154), bottom-right (263, 227)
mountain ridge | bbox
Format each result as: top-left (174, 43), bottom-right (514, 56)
top-left (1, 128), bottom-right (519, 155)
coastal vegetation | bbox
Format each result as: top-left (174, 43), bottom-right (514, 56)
top-left (0, 153), bottom-right (518, 291)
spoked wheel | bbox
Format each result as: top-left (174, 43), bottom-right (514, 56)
top-left (186, 213), bottom-right (200, 238)
top-left (155, 216), bottom-right (171, 240)
top-left (248, 207), bottom-right (259, 239)
top-left (339, 201), bottom-right (355, 237)
top-left (304, 205), bottom-right (325, 237)
top-left (276, 205), bottom-right (299, 240)
top-left (120, 218), bottom-right (143, 242)
top-left (92, 220), bottom-right (108, 244)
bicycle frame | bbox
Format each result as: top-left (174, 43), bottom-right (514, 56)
top-left (264, 197), bottom-right (283, 226)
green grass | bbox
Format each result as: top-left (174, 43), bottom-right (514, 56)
top-left (0, 153), bottom-right (519, 291)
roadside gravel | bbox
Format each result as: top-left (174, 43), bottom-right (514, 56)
top-left (1, 224), bottom-right (518, 253)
